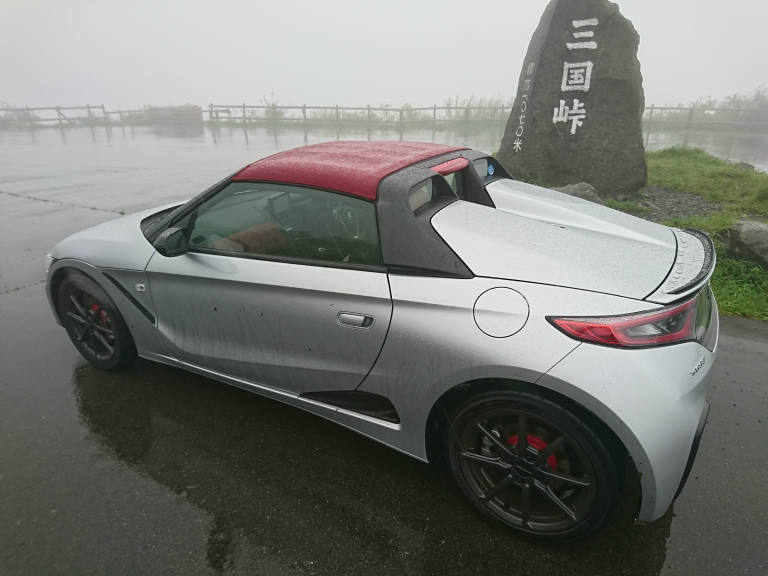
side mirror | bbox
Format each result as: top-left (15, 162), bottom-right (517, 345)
top-left (154, 227), bottom-right (188, 257)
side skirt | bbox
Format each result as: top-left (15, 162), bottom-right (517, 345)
top-left (138, 353), bottom-right (428, 461)
top-left (300, 390), bottom-right (400, 423)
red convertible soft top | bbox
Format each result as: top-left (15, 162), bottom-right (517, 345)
top-left (231, 141), bottom-right (466, 200)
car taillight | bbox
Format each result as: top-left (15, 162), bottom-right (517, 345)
top-left (548, 289), bottom-right (711, 348)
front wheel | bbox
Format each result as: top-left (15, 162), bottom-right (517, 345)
top-left (57, 272), bottom-right (137, 371)
top-left (446, 390), bottom-right (620, 540)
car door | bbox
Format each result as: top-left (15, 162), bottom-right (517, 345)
top-left (145, 181), bottom-right (392, 394)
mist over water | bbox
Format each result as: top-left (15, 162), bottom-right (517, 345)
top-left (644, 131), bottom-right (768, 172)
top-left (0, 126), bottom-right (765, 216)
top-left (0, 127), bottom-right (513, 215)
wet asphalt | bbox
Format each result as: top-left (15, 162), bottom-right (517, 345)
top-left (1, 128), bottom-right (767, 575)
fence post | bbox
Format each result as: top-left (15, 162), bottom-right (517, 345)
top-left (208, 103), bottom-right (214, 123)
top-left (684, 105), bottom-right (695, 146)
top-left (302, 104), bottom-right (307, 122)
top-left (335, 104), bottom-right (340, 123)
top-left (433, 104), bottom-right (437, 128)
top-left (242, 103), bottom-right (247, 125)
top-left (686, 106), bottom-right (695, 130)
top-left (100, 104), bottom-right (110, 137)
top-left (399, 108), bottom-right (403, 125)
top-left (367, 104), bottom-right (371, 123)
top-left (644, 105), bottom-right (653, 147)
top-left (500, 104), bottom-right (505, 120)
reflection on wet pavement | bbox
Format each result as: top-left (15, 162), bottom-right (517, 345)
top-left (72, 359), bottom-right (671, 575)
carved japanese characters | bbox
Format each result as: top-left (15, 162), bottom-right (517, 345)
top-left (498, 0), bottom-right (647, 197)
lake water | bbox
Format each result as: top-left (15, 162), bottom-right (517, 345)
top-left (644, 129), bottom-right (768, 171)
top-left (1, 125), bottom-right (766, 215)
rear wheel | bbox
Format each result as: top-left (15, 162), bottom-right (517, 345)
top-left (57, 272), bottom-right (137, 371)
top-left (446, 390), bottom-right (619, 540)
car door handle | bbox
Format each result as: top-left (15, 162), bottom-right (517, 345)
top-left (337, 312), bottom-right (374, 328)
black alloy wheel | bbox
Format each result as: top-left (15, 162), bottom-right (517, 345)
top-left (57, 272), bottom-right (137, 371)
top-left (447, 390), bottom-right (619, 539)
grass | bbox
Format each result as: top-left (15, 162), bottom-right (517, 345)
top-left (646, 147), bottom-right (768, 233)
top-left (710, 257), bottom-right (768, 320)
top-left (604, 198), bottom-right (649, 215)
top-left (643, 148), bottom-right (768, 320)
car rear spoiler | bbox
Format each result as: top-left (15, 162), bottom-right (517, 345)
top-left (645, 229), bottom-right (716, 304)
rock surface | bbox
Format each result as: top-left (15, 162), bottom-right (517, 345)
top-left (729, 220), bottom-right (768, 267)
top-left (554, 182), bottom-right (604, 204)
top-left (497, 0), bottom-right (647, 197)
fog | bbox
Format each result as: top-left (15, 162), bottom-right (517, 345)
top-left (1, 0), bottom-right (766, 109)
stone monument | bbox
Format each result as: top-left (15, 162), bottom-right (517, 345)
top-left (497, 0), bottom-right (647, 196)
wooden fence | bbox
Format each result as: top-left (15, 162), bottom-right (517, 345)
top-left (205, 103), bottom-right (510, 126)
top-left (641, 105), bottom-right (768, 131)
top-left (0, 104), bottom-right (203, 128)
top-left (0, 105), bottom-right (110, 127)
top-left (2, 103), bottom-right (767, 131)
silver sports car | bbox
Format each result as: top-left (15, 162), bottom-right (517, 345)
top-left (46, 141), bottom-right (718, 539)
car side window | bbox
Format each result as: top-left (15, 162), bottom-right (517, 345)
top-left (188, 182), bottom-right (382, 266)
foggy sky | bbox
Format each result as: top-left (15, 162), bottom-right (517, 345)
top-left (1, 0), bottom-right (766, 109)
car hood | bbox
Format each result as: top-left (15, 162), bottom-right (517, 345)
top-left (431, 179), bottom-right (677, 300)
top-left (51, 202), bottom-right (182, 270)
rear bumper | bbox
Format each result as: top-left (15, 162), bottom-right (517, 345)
top-left (674, 400), bottom-right (710, 500)
top-left (537, 294), bottom-right (718, 522)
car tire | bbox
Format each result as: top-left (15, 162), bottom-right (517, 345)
top-left (446, 389), bottom-right (619, 540)
top-left (57, 272), bottom-right (137, 371)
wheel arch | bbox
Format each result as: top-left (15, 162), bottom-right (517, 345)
top-left (424, 377), bottom-right (636, 487)
top-left (48, 261), bottom-right (140, 337)
top-left (49, 260), bottom-right (140, 370)
top-left (48, 263), bottom-right (95, 324)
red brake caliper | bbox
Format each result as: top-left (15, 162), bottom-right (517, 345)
top-left (89, 304), bottom-right (108, 326)
top-left (507, 434), bottom-right (558, 469)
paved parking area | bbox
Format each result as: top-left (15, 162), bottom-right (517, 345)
top-left (1, 128), bottom-right (766, 575)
